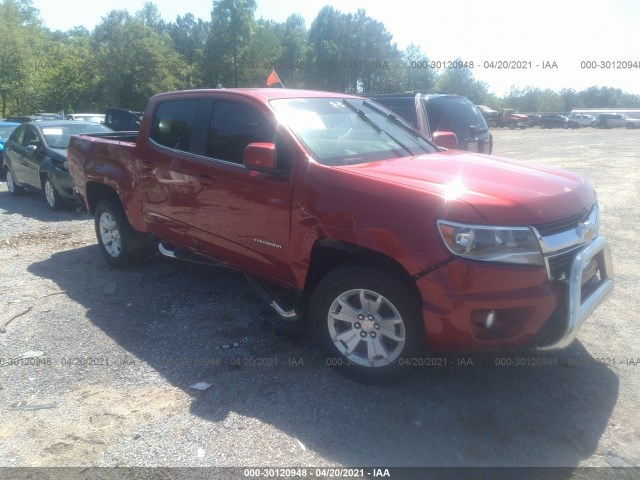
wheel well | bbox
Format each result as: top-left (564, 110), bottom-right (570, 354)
top-left (85, 182), bottom-right (122, 214)
top-left (304, 239), bottom-right (421, 306)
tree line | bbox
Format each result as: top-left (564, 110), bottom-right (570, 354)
top-left (1, 0), bottom-right (639, 117)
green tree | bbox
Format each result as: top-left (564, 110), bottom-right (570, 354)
top-left (168, 13), bottom-right (210, 87)
top-left (92, 10), bottom-right (187, 109)
top-left (206, 0), bottom-right (257, 87)
top-left (0, 0), bottom-right (43, 115)
top-left (435, 62), bottom-right (491, 104)
top-left (402, 44), bottom-right (436, 93)
top-left (306, 6), bottom-right (344, 91)
top-left (275, 14), bottom-right (307, 88)
top-left (243, 19), bottom-right (282, 86)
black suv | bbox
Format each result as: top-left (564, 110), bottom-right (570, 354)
top-left (539, 114), bottom-right (568, 129)
top-left (104, 107), bottom-right (143, 131)
top-left (368, 93), bottom-right (492, 154)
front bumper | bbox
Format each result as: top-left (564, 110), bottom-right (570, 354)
top-left (535, 236), bottom-right (614, 350)
top-left (416, 237), bottom-right (613, 352)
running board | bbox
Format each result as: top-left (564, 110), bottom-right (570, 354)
top-left (245, 275), bottom-right (299, 322)
top-left (158, 242), bottom-right (226, 267)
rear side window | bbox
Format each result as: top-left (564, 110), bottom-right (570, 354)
top-left (150, 100), bottom-right (199, 153)
top-left (206, 100), bottom-right (275, 164)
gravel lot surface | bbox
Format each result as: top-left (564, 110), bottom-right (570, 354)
top-left (0, 128), bottom-right (639, 477)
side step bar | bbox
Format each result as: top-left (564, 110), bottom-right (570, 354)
top-left (245, 275), bottom-right (299, 322)
top-left (158, 243), bottom-right (299, 322)
top-left (158, 242), bottom-right (226, 267)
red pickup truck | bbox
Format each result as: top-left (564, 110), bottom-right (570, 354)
top-left (67, 88), bottom-right (614, 383)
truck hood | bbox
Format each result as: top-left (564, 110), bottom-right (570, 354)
top-left (337, 151), bottom-right (595, 225)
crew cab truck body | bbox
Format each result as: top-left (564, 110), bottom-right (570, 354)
top-left (68, 89), bottom-right (614, 383)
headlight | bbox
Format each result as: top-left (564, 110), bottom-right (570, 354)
top-left (437, 220), bottom-right (543, 265)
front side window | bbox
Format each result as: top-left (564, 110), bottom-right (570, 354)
top-left (150, 100), bottom-right (199, 153)
top-left (206, 100), bottom-right (275, 164)
top-left (10, 125), bottom-right (27, 145)
top-left (22, 126), bottom-right (40, 147)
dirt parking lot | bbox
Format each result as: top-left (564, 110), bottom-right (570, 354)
top-left (0, 128), bottom-right (639, 477)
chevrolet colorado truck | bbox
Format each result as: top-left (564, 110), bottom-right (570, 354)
top-left (67, 88), bottom-right (614, 383)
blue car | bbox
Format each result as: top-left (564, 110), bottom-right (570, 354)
top-left (0, 121), bottom-right (20, 172)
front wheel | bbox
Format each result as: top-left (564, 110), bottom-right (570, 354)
top-left (310, 264), bottom-right (423, 384)
top-left (626, 123), bottom-right (636, 129)
top-left (44, 177), bottom-right (62, 210)
top-left (94, 199), bottom-right (150, 268)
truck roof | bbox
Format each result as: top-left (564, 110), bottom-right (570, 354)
top-left (152, 88), bottom-right (362, 102)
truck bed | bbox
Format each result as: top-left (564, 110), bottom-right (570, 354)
top-left (67, 130), bottom-right (139, 217)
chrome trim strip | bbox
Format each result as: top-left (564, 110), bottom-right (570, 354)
top-left (536, 236), bottom-right (614, 351)
top-left (532, 206), bottom-right (599, 255)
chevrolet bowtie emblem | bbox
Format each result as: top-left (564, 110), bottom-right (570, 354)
top-left (576, 214), bottom-right (598, 243)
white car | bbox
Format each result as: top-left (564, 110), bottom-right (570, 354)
top-left (567, 114), bottom-right (595, 128)
top-left (66, 113), bottom-right (105, 123)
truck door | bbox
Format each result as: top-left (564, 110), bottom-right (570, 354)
top-left (138, 95), bottom-right (294, 282)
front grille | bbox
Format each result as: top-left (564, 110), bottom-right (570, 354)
top-left (533, 211), bottom-right (588, 236)
top-left (547, 248), bottom-right (580, 281)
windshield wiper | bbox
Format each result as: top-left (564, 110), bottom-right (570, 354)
top-left (341, 99), bottom-right (413, 156)
top-left (362, 100), bottom-right (432, 153)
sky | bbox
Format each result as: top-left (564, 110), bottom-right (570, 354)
top-left (31, 0), bottom-right (640, 96)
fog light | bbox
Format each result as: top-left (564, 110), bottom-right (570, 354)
top-left (485, 310), bottom-right (496, 329)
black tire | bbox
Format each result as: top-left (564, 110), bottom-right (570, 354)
top-left (5, 168), bottom-right (23, 195)
top-left (508, 121), bottom-right (516, 129)
top-left (94, 199), bottom-right (151, 268)
top-left (310, 264), bottom-right (423, 385)
top-left (626, 123), bottom-right (635, 129)
top-left (43, 177), bottom-right (62, 210)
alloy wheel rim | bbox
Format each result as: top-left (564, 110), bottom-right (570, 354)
top-left (99, 212), bottom-right (122, 257)
top-left (45, 180), bottom-right (55, 207)
top-left (7, 171), bottom-right (15, 192)
top-left (327, 288), bottom-right (406, 368)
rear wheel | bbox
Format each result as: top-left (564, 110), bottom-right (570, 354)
top-left (508, 121), bottom-right (516, 129)
top-left (310, 264), bottom-right (423, 384)
top-left (6, 169), bottom-right (23, 195)
top-left (95, 199), bottom-right (150, 268)
top-left (44, 177), bottom-right (62, 210)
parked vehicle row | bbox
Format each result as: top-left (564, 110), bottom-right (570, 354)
top-left (479, 106), bottom-right (640, 130)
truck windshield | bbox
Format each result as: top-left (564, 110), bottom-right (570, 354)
top-left (271, 97), bottom-right (435, 166)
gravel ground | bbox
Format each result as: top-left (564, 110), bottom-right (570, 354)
top-left (0, 128), bottom-right (639, 477)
